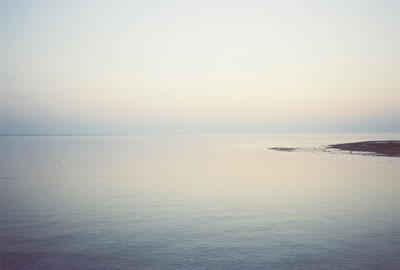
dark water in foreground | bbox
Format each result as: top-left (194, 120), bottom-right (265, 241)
top-left (1, 134), bottom-right (400, 270)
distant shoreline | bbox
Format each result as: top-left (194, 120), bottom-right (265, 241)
top-left (327, 141), bottom-right (400, 157)
top-left (270, 140), bottom-right (400, 157)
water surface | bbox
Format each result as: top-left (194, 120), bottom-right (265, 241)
top-left (1, 134), bottom-right (399, 269)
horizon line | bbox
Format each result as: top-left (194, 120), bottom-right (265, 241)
top-left (1, 131), bottom-right (400, 137)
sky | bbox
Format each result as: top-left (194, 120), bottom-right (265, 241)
top-left (1, 0), bottom-right (399, 135)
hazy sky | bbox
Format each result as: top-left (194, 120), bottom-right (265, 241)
top-left (1, 0), bottom-right (399, 134)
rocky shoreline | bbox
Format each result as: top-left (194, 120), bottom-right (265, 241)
top-left (269, 140), bottom-right (400, 157)
top-left (327, 141), bottom-right (400, 157)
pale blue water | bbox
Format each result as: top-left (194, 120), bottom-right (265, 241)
top-left (1, 134), bottom-right (400, 270)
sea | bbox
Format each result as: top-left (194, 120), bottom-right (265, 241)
top-left (0, 133), bottom-right (399, 270)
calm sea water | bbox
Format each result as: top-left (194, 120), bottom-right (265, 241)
top-left (1, 134), bottom-right (399, 270)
